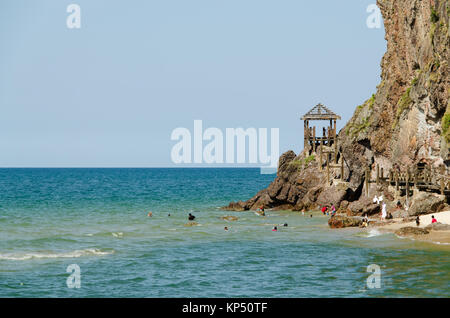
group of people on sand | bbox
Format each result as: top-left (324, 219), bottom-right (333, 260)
top-left (321, 204), bottom-right (336, 217)
top-left (415, 215), bottom-right (438, 227)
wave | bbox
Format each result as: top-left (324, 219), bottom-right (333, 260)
top-left (433, 241), bottom-right (450, 245)
top-left (0, 248), bottom-right (114, 261)
top-left (366, 229), bottom-right (382, 237)
top-left (355, 229), bottom-right (384, 238)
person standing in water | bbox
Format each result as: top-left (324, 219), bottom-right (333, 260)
top-left (258, 205), bottom-right (265, 216)
top-left (147, 211), bottom-right (153, 217)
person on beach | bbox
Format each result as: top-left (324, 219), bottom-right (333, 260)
top-left (431, 215), bottom-right (437, 224)
top-left (381, 203), bottom-right (387, 220)
top-left (321, 206), bottom-right (327, 215)
top-left (147, 211), bottom-right (153, 217)
top-left (188, 213), bottom-right (196, 221)
top-left (416, 216), bottom-right (420, 227)
top-left (362, 217), bottom-right (368, 228)
top-left (331, 204), bottom-right (336, 216)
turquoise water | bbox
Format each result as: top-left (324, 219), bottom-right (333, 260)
top-left (0, 168), bottom-right (449, 297)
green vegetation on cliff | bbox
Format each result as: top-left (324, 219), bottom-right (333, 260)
top-left (289, 155), bottom-right (315, 171)
top-left (397, 87), bottom-right (412, 117)
top-left (442, 112), bottom-right (450, 143)
top-left (345, 95), bottom-right (375, 138)
top-left (431, 7), bottom-right (439, 23)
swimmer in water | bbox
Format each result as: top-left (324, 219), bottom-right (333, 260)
top-left (310, 214), bottom-right (313, 218)
top-left (283, 223), bottom-right (288, 227)
top-left (147, 211), bottom-right (153, 217)
top-left (272, 226), bottom-right (277, 231)
top-left (258, 205), bottom-right (265, 216)
top-left (168, 213), bottom-right (171, 217)
top-left (188, 213), bottom-right (196, 221)
top-left (224, 226), bottom-right (228, 231)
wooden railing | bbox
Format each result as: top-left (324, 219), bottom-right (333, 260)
top-left (363, 164), bottom-right (449, 197)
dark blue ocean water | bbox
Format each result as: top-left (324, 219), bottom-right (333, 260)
top-left (0, 168), bottom-right (449, 297)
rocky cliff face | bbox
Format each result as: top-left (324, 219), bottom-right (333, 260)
top-left (224, 0), bottom-right (449, 215)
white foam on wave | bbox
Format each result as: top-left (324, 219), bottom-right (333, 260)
top-left (433, 241), bottom-right (450, 245)
top-left (0, 248), bottom-right (114, 261)
top-left (366, 229), bottom-right (382, 238)
top-left (112, 232), bottom-right (123, 238)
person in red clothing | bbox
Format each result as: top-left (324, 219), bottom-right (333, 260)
top-left (431, 215), bottom-right (437, 223)
top-left (321, 206), bottom-right (328, 215)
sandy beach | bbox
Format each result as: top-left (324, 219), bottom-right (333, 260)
top-left (374, 211), bottom-right (450, 245)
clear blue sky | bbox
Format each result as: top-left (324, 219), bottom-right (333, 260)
top-left (0, 0), bottom-right (385, 167)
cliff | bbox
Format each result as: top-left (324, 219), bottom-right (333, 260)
top-left (224, 0), bottom-right (449, 216)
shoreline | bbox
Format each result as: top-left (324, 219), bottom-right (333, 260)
top-left (370, 210), bottom-right (450, 245)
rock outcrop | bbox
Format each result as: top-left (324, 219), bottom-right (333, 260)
top-left (425, 222), bottom-right (450, 230)
top-left (395, 227), bottom-right (430, 236)
top-left (328, 216), bottom-right (363, 229)
top-left (408, 192), bottom-right (446, 215)
top-left (224, 0), bottom-right (449, 214)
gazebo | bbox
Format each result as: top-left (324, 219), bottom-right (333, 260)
top-left (301, 103), bottom-right (341, 153)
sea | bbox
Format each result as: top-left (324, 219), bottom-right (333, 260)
top-left (0, 168), bottom-right (448, 297)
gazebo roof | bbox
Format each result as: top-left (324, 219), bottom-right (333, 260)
top-left (301, 103), bottom-right (341, 121)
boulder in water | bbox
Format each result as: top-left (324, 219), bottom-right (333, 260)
top-left (220, 215), bottom-right (238, 221)
top-left (221, 201), bottom-right (247, 211)
top-left (328, 215), bottom-right (362, 228)
top-left (395, 227), bottom-right (429, 236)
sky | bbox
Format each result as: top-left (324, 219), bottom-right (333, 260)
top-left (0, 0), bottom-right (386, 167)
